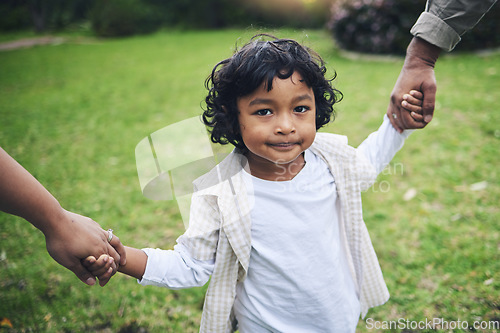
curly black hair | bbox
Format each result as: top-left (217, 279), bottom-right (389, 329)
top-left (203, 34), bottom-right (343, 151)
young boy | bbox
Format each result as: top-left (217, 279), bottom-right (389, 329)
top-left (85, 35), bottom-right (424, 332)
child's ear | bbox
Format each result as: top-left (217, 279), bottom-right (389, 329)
top-left (222, 105), bottom-right (228, 114)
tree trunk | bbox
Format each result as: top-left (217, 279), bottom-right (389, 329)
top-left (29, 0), bottom-right (47, 33)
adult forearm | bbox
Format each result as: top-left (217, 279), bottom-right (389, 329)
top-left (0, 147), bottom-right (65, 235)
top-left (405, 37), bottom-right (441, 70)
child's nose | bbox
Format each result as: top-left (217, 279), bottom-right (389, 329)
top-left (275, 114), bottom-right (296, 135)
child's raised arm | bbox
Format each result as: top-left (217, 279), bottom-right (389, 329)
top-left (401, 90), bottom-right (424, 122)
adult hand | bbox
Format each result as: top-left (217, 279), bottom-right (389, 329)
top-left (387, 37), bottom-right (441, 132)
top-left (44, 210), bottom-right (126, 286)
top-left (0, 147), bottom-right (126, 287)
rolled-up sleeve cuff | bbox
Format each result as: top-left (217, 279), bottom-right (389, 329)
top-left (137, 248), bottom-right (159, 286)
top-left (410, 12), bottom-right (461, 52)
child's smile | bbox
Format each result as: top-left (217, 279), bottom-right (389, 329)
top-left (237, 71), bottom-right (317, 181)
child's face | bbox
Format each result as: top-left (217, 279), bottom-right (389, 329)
top-left (237, 71), bottom-right (316, 179)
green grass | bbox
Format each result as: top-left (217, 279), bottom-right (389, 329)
top-left (1, 29), bottom-right (499, 332)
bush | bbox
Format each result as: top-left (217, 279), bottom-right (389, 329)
top-left (0, 0), bottom-right (94, 33)
top-left (329, 0), bottom-right (500, 54)
top-left (0, 1), bottom-right (31, 31)
top-left (240, 0), bottom-right (332, 29)
top-left (90, 0), bottom-right (161, 37)
top-left (329, 0), bottom-right (424, 55)
top-left (142, 0), bottom-right (240, 29)
top-left (142, 0), bottom-right (332, 30)
top-left (2, 0), bottom-right (331, 35)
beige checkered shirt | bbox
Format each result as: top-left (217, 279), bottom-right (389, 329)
top-left (177, 132), bottom-right (390, 332)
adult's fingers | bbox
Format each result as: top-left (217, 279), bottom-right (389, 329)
top-left (108, 233), bottom-right (127, 266)
top-left (387, 101), bottom-right (427, 132)
top-left (387, 100), bottom-right (404, 133)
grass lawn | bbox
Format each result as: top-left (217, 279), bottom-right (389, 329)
top-left (0, 29), bottom-right (498, 332)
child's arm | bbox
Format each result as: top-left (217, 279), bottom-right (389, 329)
top-left (357, 89), bottom-right (425, 177)
top-left (84, 246), bottom-right (147, 282)
top-left (118, 246), bottom-right (148, 279)
top-left (401, 90), bottom-right (424, 121)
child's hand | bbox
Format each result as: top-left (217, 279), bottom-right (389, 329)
top-left (401, 90), bottom-right (424, 122)
top-left (82, 254), bottom-right (115, 286)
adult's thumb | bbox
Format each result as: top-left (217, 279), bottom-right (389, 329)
top-left (421, 80), bottom-right (437, 123)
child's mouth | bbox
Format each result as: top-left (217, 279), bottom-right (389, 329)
top-left (268, 142), bottom-right (299, 150)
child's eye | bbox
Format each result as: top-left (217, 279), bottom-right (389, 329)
top-left (294, 106), bottom-right (310, 113)
top-left (255, 109), bottom-right (272, 116)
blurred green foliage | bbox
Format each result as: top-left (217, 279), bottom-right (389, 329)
top-left (0, 0), bottom-right (92, 32)
top-left (0, 0), bottom-right (332, 37)
top-left (90, 0), bottom-right (161, 37)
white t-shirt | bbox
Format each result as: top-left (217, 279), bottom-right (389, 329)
top-left (234, 148), bottom-right (360, 332)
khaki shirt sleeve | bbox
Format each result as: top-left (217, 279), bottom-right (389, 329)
top-left (411, 0), bottom-right (498, 51)
top-left (177, 193), bottom-right (221, 261)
